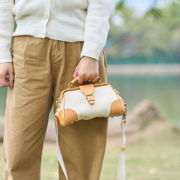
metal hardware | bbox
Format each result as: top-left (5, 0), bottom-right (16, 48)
top-left (55, 97), bottom-right (61, 116)
top-left (56, 97), bottom-right (61, 108)
top-left (114, 89), bottom-right (120, 96)
top-left (70, 83), bottom-right (74, 88)
top-left (122, 116), bottom-right (126, 123)
top-left (86, 93), bottom-right (93, 100)
top-left (55, 107), bottom-right (60, 115)
top-left (124, 103), bottom-right (127, 116)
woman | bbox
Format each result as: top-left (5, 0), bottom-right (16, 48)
top-left (0, 0), bottom-right (115, 179)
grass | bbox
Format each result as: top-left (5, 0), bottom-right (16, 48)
top-left (0, 123), bottom-right (180, 180)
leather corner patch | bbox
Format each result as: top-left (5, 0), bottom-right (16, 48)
top-left (110, 98), bottom-right (125, 117)
top-left (58, 109), bottom-right (78, 126)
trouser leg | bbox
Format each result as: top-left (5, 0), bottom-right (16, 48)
top-left (3, 36), bottom-right (53, 180)
top-left (51, 40), bottom-right (108, 180)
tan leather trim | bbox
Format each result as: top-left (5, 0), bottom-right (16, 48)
top-left (79, 84), bottom-right (95, 105)
top-left (58, 110), bottom-right (65, 126)
top-left (79, 84), bottom-right (94, 95)
top-left (60, 83), bottom-right (110, 100)
top-left (68, 76), bottom-right (78, 87)
top-left (68, 76), bottom-right (101, 87)
top-left (54, 115), bottom-right (58, 128)
top-left (121, 147), bottom-right (126, 151)
top-left (62, 93), bottom-right (66, 126)
top-left (108, 84), bottom-right (127, 116)
top-left (58, 93), bottom-right (78, 126)
top-left (58, 109), bottom-right (78, 126)
top-left (58, 83), bottom-right (126, 121)
top-left (87, 95), bottom-right (95, 105)
top-left (124, 103), bottom-right (127, 116)
top-left (57, 93), bottom-right (66, 127)
top-left (110, 98), bottom-right (126, 117)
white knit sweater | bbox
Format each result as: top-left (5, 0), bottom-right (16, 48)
top-left (0, 0), bottom-right (115, 63)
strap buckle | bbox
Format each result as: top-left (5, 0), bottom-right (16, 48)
top-left (86, 93), bottom-right (95, 105)
top-left (86, 93), bottom-right (93, 99)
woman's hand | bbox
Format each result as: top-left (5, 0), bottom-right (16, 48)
top-left (0, 62), bottom-right (14, 88)
top-left (73, 56), bottom-right (99, 84)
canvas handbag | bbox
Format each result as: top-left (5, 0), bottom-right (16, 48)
top-left (54, 76), bottom-right (127, 180)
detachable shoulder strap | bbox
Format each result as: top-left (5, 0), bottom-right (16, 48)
top-left (117, 116), bottom-right (126, 180)
top-left (55, 116), bottom-right (126, 180)
top-left (55, 126), bottom-right (69, 180)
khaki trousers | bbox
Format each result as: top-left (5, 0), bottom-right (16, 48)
top-left (3, 35), bottom-right (108, 180)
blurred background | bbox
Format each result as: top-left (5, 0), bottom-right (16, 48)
top-left (0, 0), bottom-right (180, 179)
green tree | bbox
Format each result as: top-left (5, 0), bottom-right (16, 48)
top-left (106, 1), bottom-right (180, 63)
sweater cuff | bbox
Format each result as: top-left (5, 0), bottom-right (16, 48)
top-left (0, 47), bottom-right (12, 64)
top-left (80, 41), bottom-right (104, 61)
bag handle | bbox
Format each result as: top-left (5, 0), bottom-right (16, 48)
top-left (68, 76), bottom-right (101, 88)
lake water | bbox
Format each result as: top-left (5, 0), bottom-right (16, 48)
top-left (0, 74), bottom-right (179, 126)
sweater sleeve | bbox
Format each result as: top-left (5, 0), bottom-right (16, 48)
top-left (0, 0), bottom-right (15, 64)
top-left (80, 0), bottom-right (115, 61)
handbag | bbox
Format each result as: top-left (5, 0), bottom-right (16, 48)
top-left (54, 76), bottom-right (127, 180)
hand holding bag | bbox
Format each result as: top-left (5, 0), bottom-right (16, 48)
top-left (54, 77), bottom-right (127, 180)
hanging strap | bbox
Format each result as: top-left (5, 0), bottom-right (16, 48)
top-left (117, 116), bottom-right (126, 180)
top-left (55, 116), bottom-right (126, 180)
top-left (55, 126), bottom-right (69, 180)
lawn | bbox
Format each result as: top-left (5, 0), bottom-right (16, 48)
top-left (0, 123), bottom-right (180, 180)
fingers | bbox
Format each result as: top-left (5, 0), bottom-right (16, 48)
top-left (0, 75), bottom-right (10, 88)
top-left (92, 74), bottom-right (99, 83)
top-left (73, 66), bottom-right (78, 79)
top-left (0, 62), bottom-right (14, 88)
top-left (78, 73), bottom-right (86, 85)
top-left (78, 73), bottom-right (98, 84)
top-left (73, 56), bottom-right (99, 85)
top-left (86, 72), bottom-right (98, 83)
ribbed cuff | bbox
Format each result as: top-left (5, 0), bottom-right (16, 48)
top-left (0, 47), bottom-right (12, 63)
top-left (80, 41), bottom-right (104, 61)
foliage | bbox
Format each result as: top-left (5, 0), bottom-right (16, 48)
top-left (107, 1), bottom-right (180, 64)
top-left (116, 0), bottom-right (162, 19)
top-left (145, 8), bottom-right (162, 19)
top-left (116, 0), bottom-right (125, 10)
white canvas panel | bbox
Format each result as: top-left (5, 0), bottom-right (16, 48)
top-left (64, 85), bottom-right (119, 120)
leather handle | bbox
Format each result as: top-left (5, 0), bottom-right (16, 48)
top-left (68, 76), bottom-right (101, 87)
top-left (68, 77), bottom-right (79, 87)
